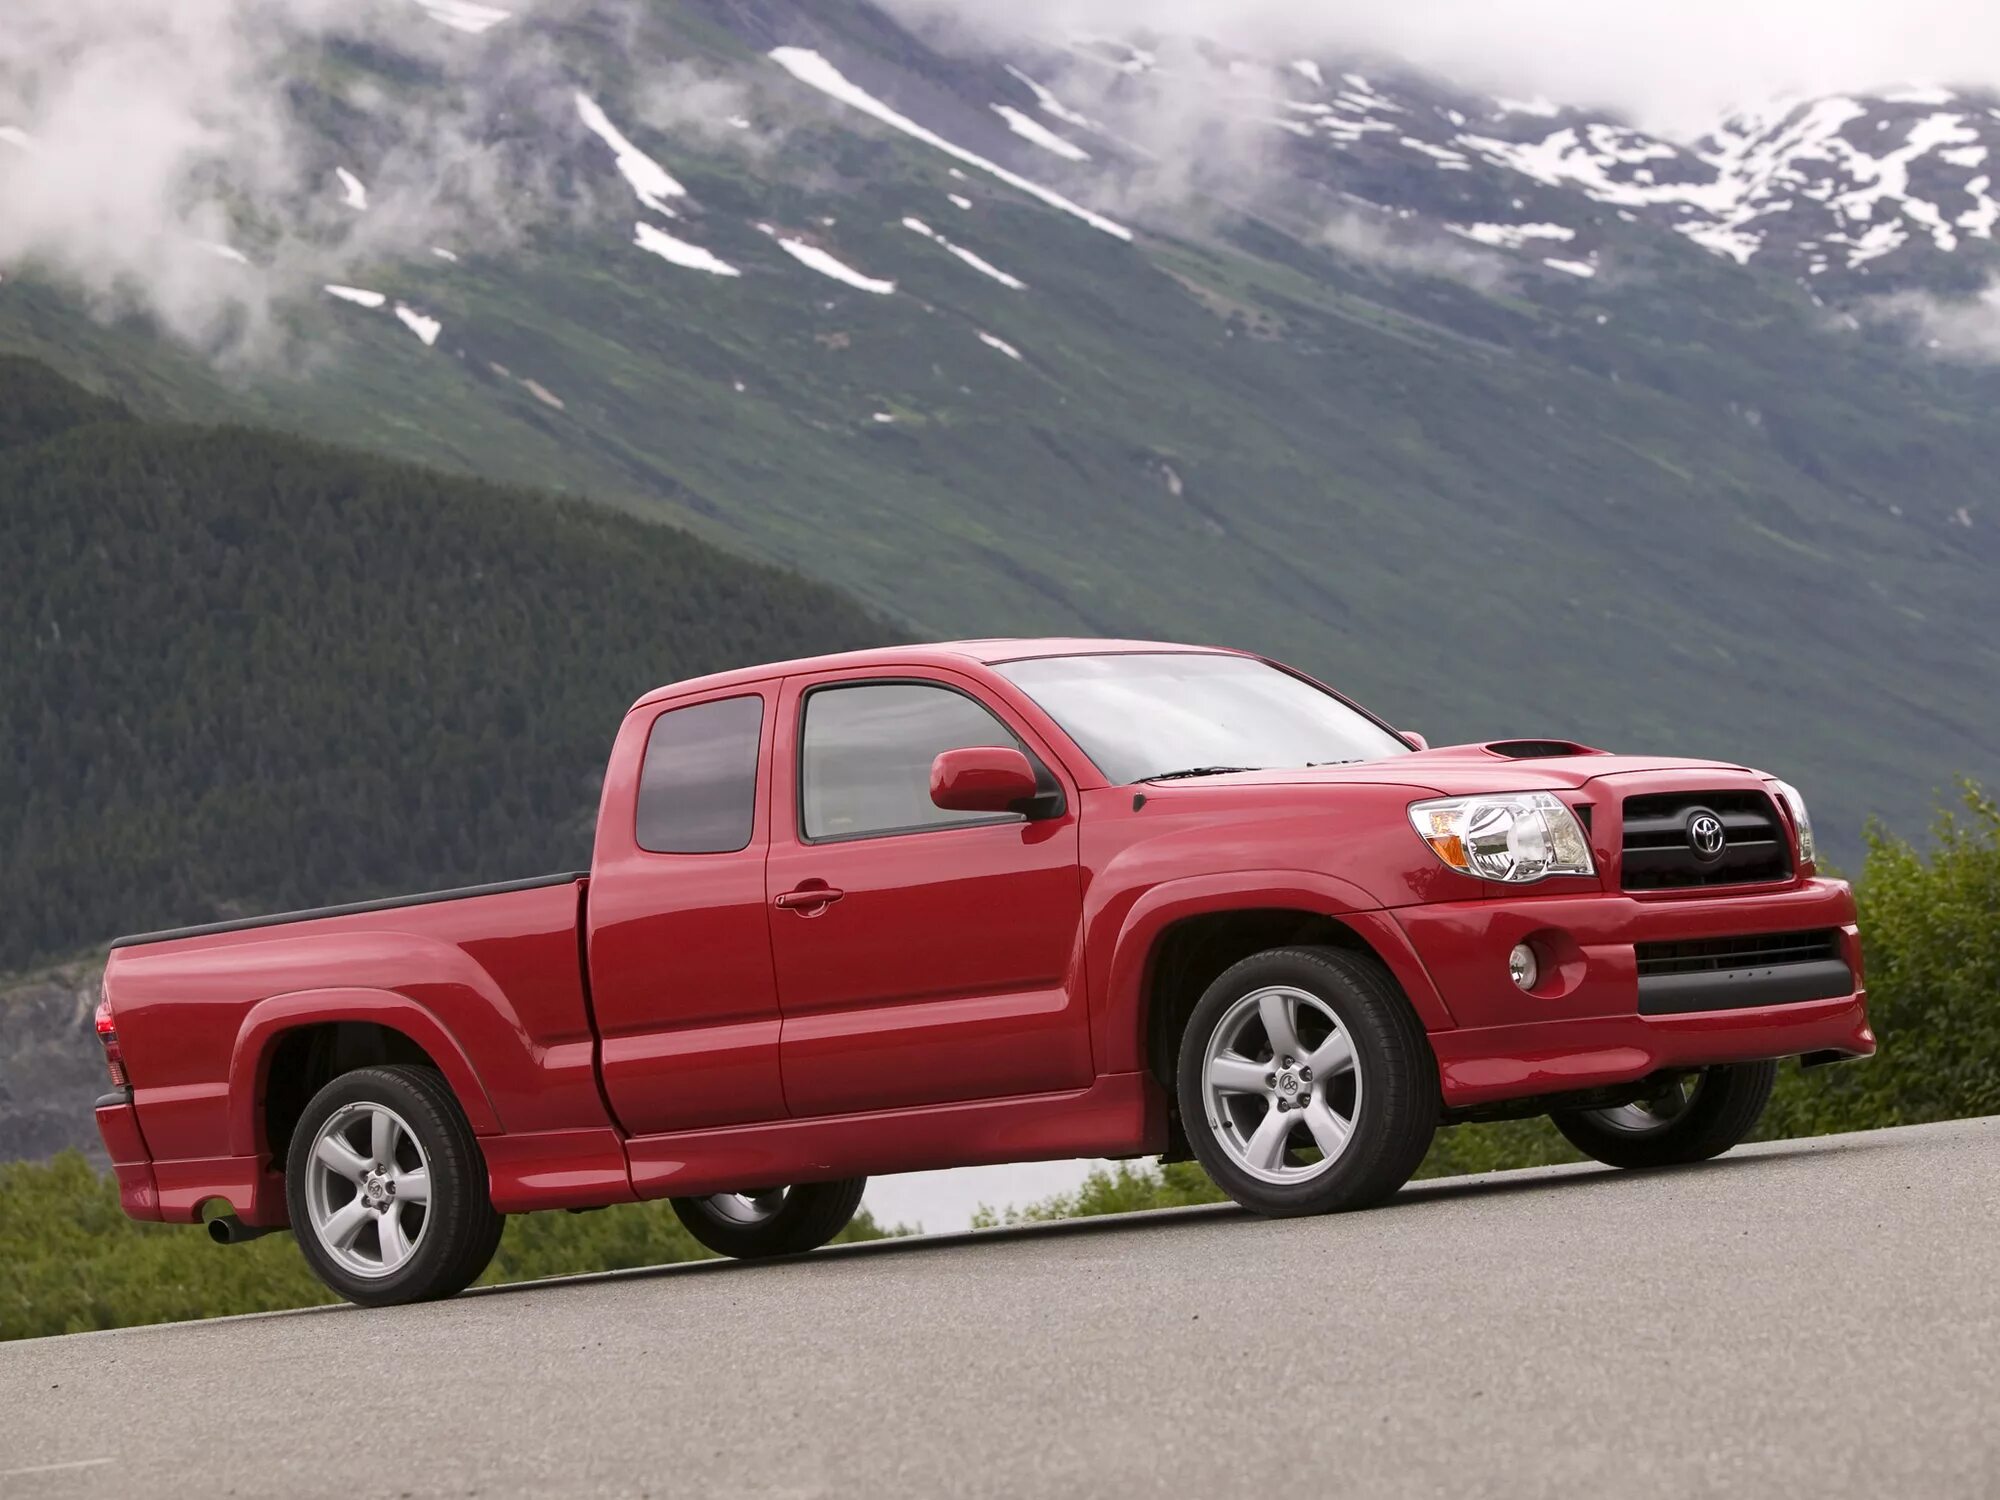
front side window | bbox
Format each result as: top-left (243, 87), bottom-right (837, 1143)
top-left (801, 683), bottom-right (1022, 841)
top-left (997, 652), bottom-right (1410, 785)
top-left (635, 695), bottom-right (764, 854)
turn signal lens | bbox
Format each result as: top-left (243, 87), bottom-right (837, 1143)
top-left (1408, 792), bottom-right (1595, 883)
top-left (1768, 778), bottom-right (1816, 866)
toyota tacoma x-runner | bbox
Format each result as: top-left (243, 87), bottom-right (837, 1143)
top-left (92, 640), bottom-right (1873, 1306)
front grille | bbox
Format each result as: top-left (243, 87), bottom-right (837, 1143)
top-left (1635, 930), bottom-right (1840, 978)
top-left (1621, 789), bottom-right (1792, 890)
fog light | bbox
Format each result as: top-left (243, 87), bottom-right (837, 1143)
top-left (1508, 942), bottom-right (1539, 990)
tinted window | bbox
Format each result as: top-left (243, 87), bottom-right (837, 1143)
top-left (635, 696), bottom-right (764, 854)
top-left (997, 653), bottom-right (1409, 785)
top-left (801, 683), bottom-right (1020, 841)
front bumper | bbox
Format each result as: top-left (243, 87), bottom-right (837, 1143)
top-left (1394, 877), bottom-right (1874, 1108)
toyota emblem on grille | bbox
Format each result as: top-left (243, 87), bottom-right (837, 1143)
top-left (1686, 809), bottom-right (1727, 862)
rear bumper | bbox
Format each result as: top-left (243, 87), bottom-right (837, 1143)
top-left (94, 1089), bottom-right (163, 1221)
top-left (1394, 877), bottom-right (1874, 1108)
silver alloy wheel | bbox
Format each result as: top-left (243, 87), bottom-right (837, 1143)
top-left (1201, 984), bottom-right (1362, 1185)
top-left (701, 1187), bottom-right (789, 1225)
top-left (304, 1101), bottom-right (431, 1280)
top-left (1588, 1073), bottom-right (1705, 1135)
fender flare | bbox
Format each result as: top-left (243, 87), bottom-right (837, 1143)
top-left (226, 988), bottom-right (503, 1158)
top-left (1098, 870), bottom-right (1456, 1076)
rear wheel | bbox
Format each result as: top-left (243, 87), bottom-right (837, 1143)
top-left (1176, 946), bottom-right (1436, 1217)
top-left (671, 1178), bottom-right (868, 1259)
top-left (1550, 1061), bottom-right (1777, 1169)
top-left (286, 1065), bottom-right (504, 1307)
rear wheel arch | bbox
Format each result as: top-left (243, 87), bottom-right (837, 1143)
top-left (260, 1021), bottom-right (457, 1173)
top-left (230, 992), bottom-right (502, 1164)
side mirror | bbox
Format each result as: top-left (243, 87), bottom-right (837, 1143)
top-left (931, 746), bottom-right (1043, 815)
top-left (1402, 731), bottom-right (1429, 751)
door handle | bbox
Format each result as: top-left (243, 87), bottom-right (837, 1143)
top-left (774, 885), bottom-right (845, 913)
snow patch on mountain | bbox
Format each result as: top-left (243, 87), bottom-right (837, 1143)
top-left (1004, 66), bottom-right (1096, 131)
top-left (334, 168), bottom-right (369, 211)
top-left (1882, 86), bottom-right (1956, 106)
top-left (411, 0), bottom-right (510, 34)
top-left (325, 285), bottom-right (386, 308)
top-left (577, 94), bottom-right (687, 217)
top-left (1448, 222), bottom-right (1575, 249)
top-left (769, 47), bottom-right (1132, 242)
top-left (978, 331), bottom-right (1023, 359)
top-left (902, 218), bottom-right (1026, 290)
top-left (777, 237), bottom-right (895, 294)
top-left (993, 105), bottom-right (1090, 162)
top-left (632, 222), bottom-right (739, 276)
top-left (394, 304), bottom-right (442, 346)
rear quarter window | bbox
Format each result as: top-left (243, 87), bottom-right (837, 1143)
top-left (635, 695), bottom-right (764, 854)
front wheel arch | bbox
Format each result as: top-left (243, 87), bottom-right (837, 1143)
top-left (1139, 907), bottom-right (1422, 1098)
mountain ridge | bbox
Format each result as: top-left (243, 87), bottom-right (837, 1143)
top-left (2, 0), bottom-right (1994, 870)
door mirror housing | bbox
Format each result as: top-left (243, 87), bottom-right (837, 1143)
top-left (1401, 731), bottom-right (1429, 751)
top-left (930, 746), bottom-right (1046, 816)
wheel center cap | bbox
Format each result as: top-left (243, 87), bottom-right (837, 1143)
top-left (1276, 1072), bottom-right (1300, 1096)
top-left (362, 1171), bottom-right (388, 1205)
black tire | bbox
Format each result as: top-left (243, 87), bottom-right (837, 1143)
top-left (285, 1064), bottom-right (504, 1308)
top-left (670, 1178), bottom-right (868, 1259)
top-left (1175, 946), bottom-right (1437, 1217)
top-left (1551, 1062), bottom-right (1777, 1169)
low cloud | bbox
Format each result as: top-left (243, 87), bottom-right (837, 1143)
top-left (1864, 281), bottom-right (2000, 361)
top-left (0, 0), bottom-right (593, 360)
top-left (1318, 211), bottom-right (1510, 292)
top-left (638, 61), bottom-right (789, 160)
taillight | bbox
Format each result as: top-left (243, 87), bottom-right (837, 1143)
top-left (95, 988), bottom-right (128, 1090)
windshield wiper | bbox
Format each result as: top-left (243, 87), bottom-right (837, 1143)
top-left (1307, 758), bottom-right (1362, 767)
top-left (1146, 765), bottom-right (1263, 781)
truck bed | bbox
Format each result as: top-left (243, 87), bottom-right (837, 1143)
top-left (98, 869), bottom-right (625, 1226)
top-left (109, 871), bottom-right (590, 951)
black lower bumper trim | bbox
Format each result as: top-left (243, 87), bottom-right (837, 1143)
top-left (1637, 958), bottom-right (1854, 1016)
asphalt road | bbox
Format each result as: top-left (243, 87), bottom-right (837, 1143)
top-left (5, 1117), bottom-right (1997, 1498)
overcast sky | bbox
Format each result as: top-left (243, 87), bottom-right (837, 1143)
top-left (884, 0), bottom-right (2000, 133)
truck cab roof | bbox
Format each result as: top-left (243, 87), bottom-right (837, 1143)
top-left (629, 637), bottom-right (1241, 712)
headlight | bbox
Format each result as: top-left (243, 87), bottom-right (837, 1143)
top-left (1768, 779), bottom-right (1816, 865)
top-left (1408, 792), bottom-right (1596, 883)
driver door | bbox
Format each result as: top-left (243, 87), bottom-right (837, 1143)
top-left (764, 669), bottom-right (1092, 1117)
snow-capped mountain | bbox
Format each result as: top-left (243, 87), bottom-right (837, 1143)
top-left (992, 36), bottom-right (2000, 292)
top-left (2, 0), bottom-right (1996, 868)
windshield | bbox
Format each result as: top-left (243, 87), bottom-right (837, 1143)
top-left (996, 653), bottom-right (1411, 785)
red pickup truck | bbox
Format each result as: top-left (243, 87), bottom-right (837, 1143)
top-left (93, 639), bottom-right (1872, 1305)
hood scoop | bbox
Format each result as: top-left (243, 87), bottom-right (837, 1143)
top-left (1481, 738), bottom-right (1606, 760)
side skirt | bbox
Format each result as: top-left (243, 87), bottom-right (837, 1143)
top-left (624, 1071), bottom-right (1164, 1201)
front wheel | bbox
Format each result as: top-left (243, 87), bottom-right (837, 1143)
top-left (1176, 946), bottom-right (1437, 1217)
top-left (670, 1178), bottom-right (868, 1259)
top-left (286, 1065), bottom-right (505, 1308)
top-left (1550, 1061), bottom-right (1777, 1169)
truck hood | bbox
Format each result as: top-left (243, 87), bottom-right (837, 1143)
top-left (1141, 742), bottom-right (1762, 798)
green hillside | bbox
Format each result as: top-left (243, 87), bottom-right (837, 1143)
top-left (0, 357), bottom-right (894, 972)
top-left (4, 0), bottom-right (1992, 863)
